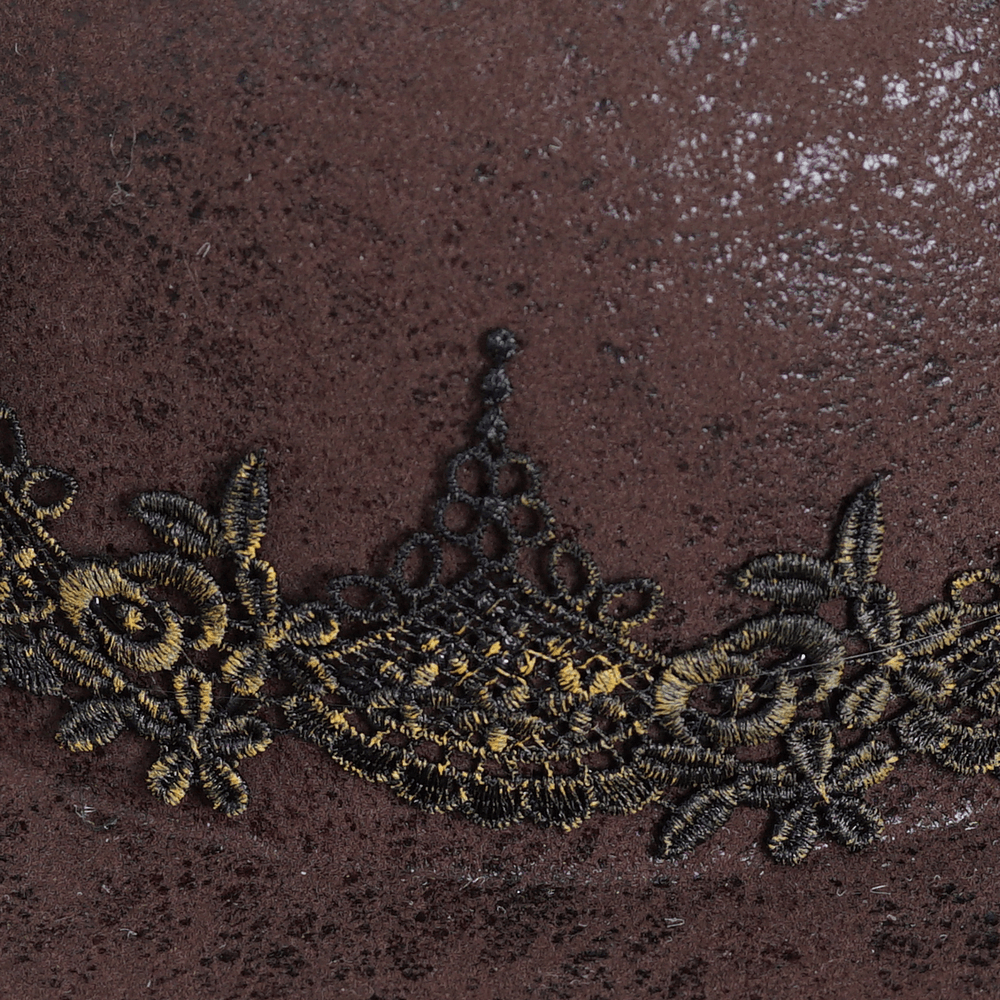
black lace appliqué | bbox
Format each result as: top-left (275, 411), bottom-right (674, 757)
top-left (2, 331), bottom-right (999, 864)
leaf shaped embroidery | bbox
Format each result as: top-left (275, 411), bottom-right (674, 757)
top-left (198, 757), bottom-right (252, 816)
top-left (768, 802), bottom-right (820, 865)
top-left (130, 491), bottom-right (222, 559)
top-left (656, 785), bottom-right (739, 859)
top-left (894, 707), bottom-right (953, 753)
top-left (833, 739), bottom-right (899, 793)
top-left (838, 669), bottom-right (893, 728)
top-left (220, 452), bottom-right (269, 558)
top-left (823, 798), bottom-right (884, 851)
top-left (11, 332), bottom-right (1000, 866)
top-left (0, 634), bottom-right (62, 696)
top-left (896, 657), bottom-right (955, 707)
top-left (203, 715), bottom-right (272, 760)
top-left (0, 405), bottom-right (30, 478)
top-left (833, 478), bottom-right (884, 596)
top-left (55, 698), bottom-right (127, 751)
top-left (900, 602), bottom-right (961, 658)
top-left (147, 747), bottom-right (195, 806)
top-left (785, 721), bottom-right (836, 785)
top-left (897, 709), bottom-right (1000, 775)
top-left (853, 582), bottom-right (902, 652)
top-left (734, 552), bottom-right (837, 610)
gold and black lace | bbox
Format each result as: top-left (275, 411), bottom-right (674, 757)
top-left (2, 330), bottom-right (999, 863)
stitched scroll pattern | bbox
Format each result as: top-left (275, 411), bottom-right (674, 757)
top-left (2, 333), bottom-right (1000, 863)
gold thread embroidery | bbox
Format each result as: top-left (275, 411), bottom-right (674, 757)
top-left (3, 330), bottom-right (1000, 863)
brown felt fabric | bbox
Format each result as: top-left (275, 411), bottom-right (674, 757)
top-left (3, 2), bottom-right (1000, 997)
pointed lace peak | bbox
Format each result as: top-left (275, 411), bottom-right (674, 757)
top-left (0, 338), bottom-right (998, 866)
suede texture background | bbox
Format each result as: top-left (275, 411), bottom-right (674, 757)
top-left (3, 2), bottom-right (1000, 997)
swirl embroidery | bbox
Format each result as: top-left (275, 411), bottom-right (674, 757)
top-left (1, 330), bottom-right (997, 863)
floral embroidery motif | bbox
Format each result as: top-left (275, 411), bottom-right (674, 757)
top-left (2, 331), bottom-right (1000, 863)
top-left (40, 455), bottom-right (279, 813)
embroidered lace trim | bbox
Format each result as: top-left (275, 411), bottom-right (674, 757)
top-left (1, 330), bottom-right (995, 864)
